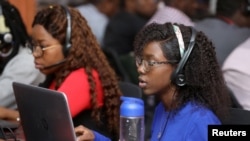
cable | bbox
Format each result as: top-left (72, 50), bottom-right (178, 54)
top-left (0, 126), bottom-right (18, 141)
top-left (159, 89), bottom-right (177, 141)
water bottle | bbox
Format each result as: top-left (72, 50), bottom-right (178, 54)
top-left (120, 96), bottom-right (144, 141)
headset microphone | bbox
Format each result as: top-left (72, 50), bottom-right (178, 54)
top-left (42, 59), bottom-right (66, 70)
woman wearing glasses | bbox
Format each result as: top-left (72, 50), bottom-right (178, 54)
top-left (30, 5), bottom-right (121, 141)
top-left (132, 22), bottom-right (231, 141)
top-left (76, 22), bottom-right (232, 141)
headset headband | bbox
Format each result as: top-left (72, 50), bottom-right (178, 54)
top-left (171, 25), bottom-right (197, 86)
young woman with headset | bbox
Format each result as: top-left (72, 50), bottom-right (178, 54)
top-left (75, 22), bottom-right (232, 141)
top-left (30, 5), bottom-right (121, 141)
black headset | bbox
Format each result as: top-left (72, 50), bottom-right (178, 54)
top-left (171, 27), bottom-right (197, 87)
top-left (0, 5), bottom-right (13, 47)
top-left (62, 6), bottom-right (72, 57)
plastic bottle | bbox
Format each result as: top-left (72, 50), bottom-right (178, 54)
top-left (120, 96), bottom-right (144, 141)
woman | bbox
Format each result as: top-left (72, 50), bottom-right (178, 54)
top-left (133, 22), bottom-right (231, 141)
top-left (31, 5), bottom-right (121, 140)
top-left (76, 22), bottom-right (231, 141)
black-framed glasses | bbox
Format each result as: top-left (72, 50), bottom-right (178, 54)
top-left (30, 43), bottom-right (60, 57)
top-left (135, 57), bottom-right (176, 72)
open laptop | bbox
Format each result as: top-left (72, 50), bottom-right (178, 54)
top-left (12, 82), bottom-right (77, 141)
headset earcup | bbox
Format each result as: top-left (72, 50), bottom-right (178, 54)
top-left (176, 74), bottom-right (186, 86)
top-left (171, 71), bottom-right (186, 86)
top-left (3, 33), bottom-right (12, 43)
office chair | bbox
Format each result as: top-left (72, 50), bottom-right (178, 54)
top-left (227, 87), bottom-right (243, 109)
top-left (102, 48), bottom-right (132, 83)
top-left (119, 81), bottom-right (142, 98)
top-left (222, 108), bottom-right (250, 124)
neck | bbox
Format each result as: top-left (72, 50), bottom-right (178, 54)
top-left (160, 87), bottom-right (177, 111)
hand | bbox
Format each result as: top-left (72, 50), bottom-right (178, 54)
top-left (75, 125), bottom-right (95, 141)
top-left (0, 106), bottom-right (19, 121)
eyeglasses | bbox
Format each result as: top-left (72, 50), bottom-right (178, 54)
top-left (135, 57), bottom-right (176, 72)
top-left (31, 44), bottom-right (59, 57)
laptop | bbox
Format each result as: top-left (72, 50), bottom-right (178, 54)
top-left (12, 82), bottom-right (77, 141)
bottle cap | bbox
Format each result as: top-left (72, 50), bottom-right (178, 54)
top-left (120, 96), bottom-right (144, 117)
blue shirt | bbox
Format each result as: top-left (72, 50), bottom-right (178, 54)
top-left (93, 131), bottom-right (111, 141)
top-left (93, 101), bottom-right (220, 141)
top-left (151, 102), bottom-right (221, 141)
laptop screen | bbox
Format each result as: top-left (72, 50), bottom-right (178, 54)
top-left (12, 82), bottom-right (77, 141)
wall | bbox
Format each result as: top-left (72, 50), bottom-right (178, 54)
top-left (8, 0), bottom-right (37, 35)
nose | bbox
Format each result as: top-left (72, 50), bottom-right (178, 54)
top-left (32, 48), bottom-right (40, 58)
top-left (137, 64), bottom-right (146, 75)
top-left (32, 45), bottom-right (43, 58)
